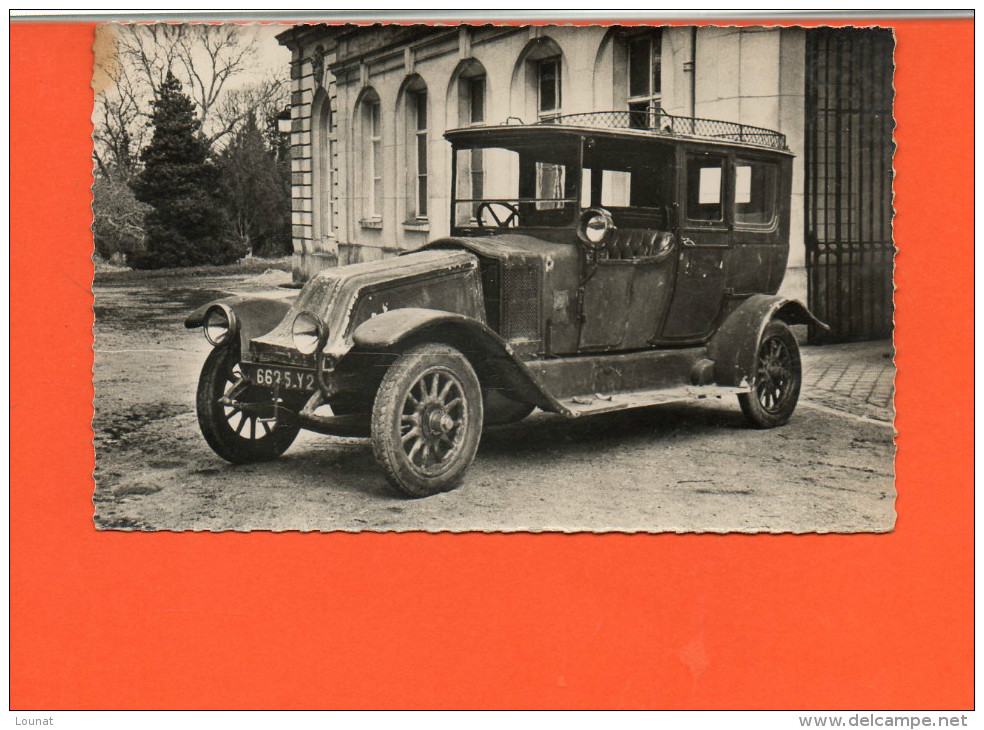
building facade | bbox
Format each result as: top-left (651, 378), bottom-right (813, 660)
top-left (277, 24), bottom-right (893, 342)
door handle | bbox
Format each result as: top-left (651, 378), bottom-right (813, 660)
top-left (681, 237), bottom-right (697, 248)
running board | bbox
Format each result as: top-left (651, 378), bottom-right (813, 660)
top-left (558, 385), bottom-right (746, 418)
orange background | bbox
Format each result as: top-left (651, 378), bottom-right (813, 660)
top-left (10, 18), bottom-right (974, 709)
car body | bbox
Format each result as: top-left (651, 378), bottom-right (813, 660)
top-left (187, 110), bottom-right (826, 497)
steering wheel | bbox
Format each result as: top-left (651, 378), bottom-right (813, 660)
top-left (475, 201), bottom-right (521, 229)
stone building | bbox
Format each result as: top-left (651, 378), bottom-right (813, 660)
top-left (276, 24), bottom-right (893, 342)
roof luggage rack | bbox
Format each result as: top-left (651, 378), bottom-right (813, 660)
top-left (540, 110), bottom-right (788, 151)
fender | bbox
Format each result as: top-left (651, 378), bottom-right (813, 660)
top-left (351, 308), bottom-right (563, 412)
top-left (185, 293), bottom-right (297, 352)
top-left (707, 295), bottom-right (829, 387)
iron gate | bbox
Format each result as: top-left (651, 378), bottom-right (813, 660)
top-left (805, 28), bottom-right (895, 343)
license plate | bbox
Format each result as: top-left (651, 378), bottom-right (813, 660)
top-left (252, 366), bottom-right (316, 392)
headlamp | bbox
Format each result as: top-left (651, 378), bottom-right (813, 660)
top-left (203, 305), bottom-right (237, 347)
top-left (291, 311), bottom-right (326, 355)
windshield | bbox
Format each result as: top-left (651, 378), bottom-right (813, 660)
top-left (451, 133), bottom-right (674, 232)
top-left (452, 137), bottom-right (582, 230)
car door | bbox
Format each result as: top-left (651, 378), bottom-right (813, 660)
top-left (727, 155), bottom-right (789, 296)
top-left (576, 161), bottom-right (677, 352)
top-left (660, 149), bottom-right (730, 342)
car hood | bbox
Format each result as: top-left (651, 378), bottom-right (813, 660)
top-left (424, 234), bottom-right (556, 264)
top-left (249, 249), bottom-right (479, 365)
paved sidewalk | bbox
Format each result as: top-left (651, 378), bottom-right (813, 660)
top-left (800, 339), bottom-right (895, 424)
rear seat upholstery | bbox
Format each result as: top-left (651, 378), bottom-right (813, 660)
top-left (600, 228), bottom-right (673, 261)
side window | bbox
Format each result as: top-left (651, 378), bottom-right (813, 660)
top-left (734, 159), bottom-right (778, 226)
top-left (579, 168), bottom-right (662, 210)
top-left (578, 169), bottom-right (631, 208)
top-left (686, 155), bottom-right (726, 223)
top-left (601, 170), bottom-right (632, 207)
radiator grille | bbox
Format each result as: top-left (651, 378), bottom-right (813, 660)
top-left (500, 262), bottom-right (541, 341)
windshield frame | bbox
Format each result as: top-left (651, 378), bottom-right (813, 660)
top-left (449, 132), bottom-right (586, 235)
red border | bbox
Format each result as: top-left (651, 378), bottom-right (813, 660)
top-left (10, 19), bottom-right (974, 709)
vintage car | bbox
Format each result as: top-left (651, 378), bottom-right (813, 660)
top-left (187, 110), bottom-right (826, 497)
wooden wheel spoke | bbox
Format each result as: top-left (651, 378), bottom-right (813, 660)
top-left (407, 437), bottom-right (423, 464)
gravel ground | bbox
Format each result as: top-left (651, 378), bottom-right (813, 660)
top-left (92, 271), bottom-right (896, 533)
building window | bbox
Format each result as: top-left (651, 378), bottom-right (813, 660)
top-left (454, 65), bottom-right (487, 220)
top-left (627, 31), bottom-right (662, 128)
top-left (315, 94), bottom-right (335, 240)
top-left (466, 75), bottom-right (485, 210)
top-left (364, 97), bottom-right (382, 219)
top-left (537, 56), bottom-right (561, 119)
top-left (414, 92), bottom-right (428, 218)
top-left (467, 75), bottom-right (485, 124)
top-left (410, 90), bottom-right (428, 219)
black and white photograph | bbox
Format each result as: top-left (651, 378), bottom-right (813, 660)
top-left (91, 22), bottom-right (896, 533)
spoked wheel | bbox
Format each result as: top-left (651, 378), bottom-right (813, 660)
top-left (196, 346), bottom-right (300, 463)
top-left (371, 343), bottom-right (483, 498)
top-left (738, 320), bottom-right (802, 428)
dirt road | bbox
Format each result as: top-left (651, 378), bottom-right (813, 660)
top-left (92, 270), bottom-right (896, 533)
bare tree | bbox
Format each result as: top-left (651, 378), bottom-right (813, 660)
top-left (209, 76), bottom-right (288, 149)
top-left (92, 174), bottom-right (151, 260)
top-left (93, 26), bottom-right (151, 180)
top-left (91, 23), bottom-right (289, 263)
top-left (93, 22), bottom-right (288, 170)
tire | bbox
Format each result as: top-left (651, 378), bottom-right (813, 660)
top-left (371, 343), bottom-right (484, 498)
top-left (738, 320), bottom-right (802, 428)
top-left (196, 346), bottom-right (300, 463)
top-left (483, 389), bottom-right (535, 426)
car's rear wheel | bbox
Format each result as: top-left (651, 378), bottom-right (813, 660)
top-left (371, 344), bottom-right (483, 498)
top-left (197, 346), bottom-right (300, 463)
top-left (738, 319), bottom-right (802, 428)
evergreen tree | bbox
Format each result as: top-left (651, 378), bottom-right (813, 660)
top-left (131, 72), bottom-right (241, 268)
top-left (218, 112), bottom-right (292, 257)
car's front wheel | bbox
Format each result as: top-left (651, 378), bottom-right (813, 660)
top-left (371, 343), bottom-right (484, 498)
top-left (738, 319), bottom-right (802, 428)
top-left (196, 346), bottom-right (300, 463)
